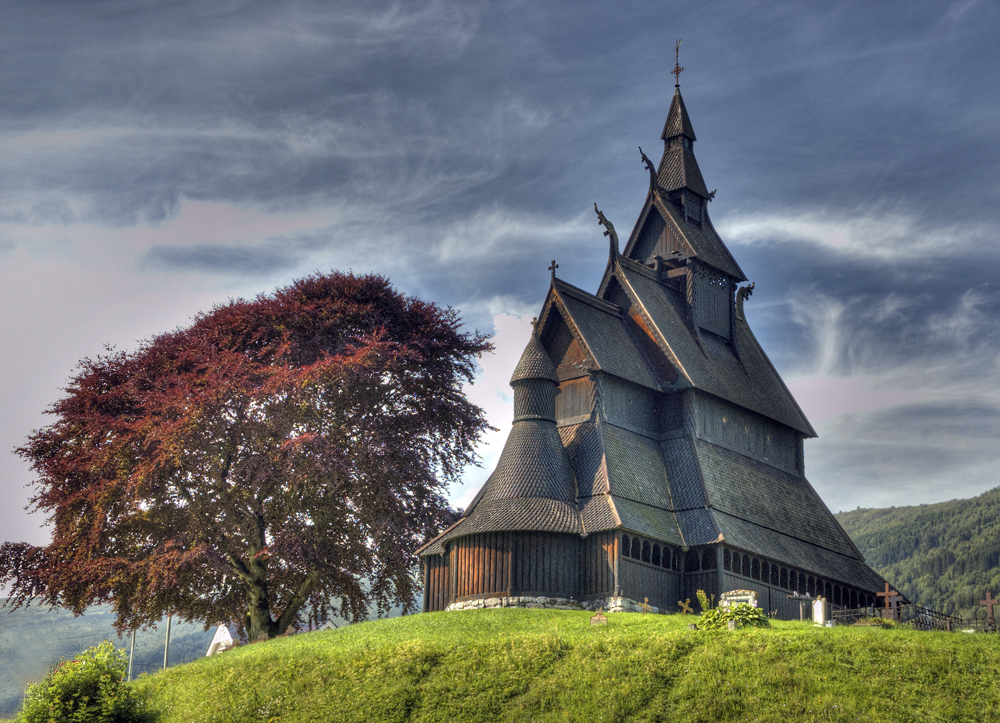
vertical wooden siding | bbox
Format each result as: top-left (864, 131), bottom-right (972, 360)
top-left (424, 555), bottom-right (451, 612)
top-left (445, 531), bottom-right (581, 602)
top-left (581, 531), bottom-right (616, 595)
top-left (618, 557), bottom-right (680, 610)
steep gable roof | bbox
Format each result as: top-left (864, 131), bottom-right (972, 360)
top-left (539, 279), bottom-right (661, 391)
top-left (622, 189), bottom-right (745, 281)
top-left (611, 259), bottom-right (815, 436)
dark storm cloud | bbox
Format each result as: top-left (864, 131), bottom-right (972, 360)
top-left (142, 242), bottom-right (302, 275)
top-left (3, 0), bottom-right (995, 231)
top-left (0, 0), bottom-right (998, 551)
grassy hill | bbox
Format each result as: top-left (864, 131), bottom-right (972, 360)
top-left (133, 608), bottom-right (1000, 723)
top-left (836, 486), bottom-right (1000, 620)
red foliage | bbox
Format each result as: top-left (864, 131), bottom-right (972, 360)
top-left (1, 272), bottom-right (491, 640)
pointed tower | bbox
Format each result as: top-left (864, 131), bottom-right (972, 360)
top-left (658, 86), bottom-right (711, 212)
top-left (420, 71), bottom-right (891, 617)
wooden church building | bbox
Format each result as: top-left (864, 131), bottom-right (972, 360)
top-left (417, 78), bottom-right (888, 618)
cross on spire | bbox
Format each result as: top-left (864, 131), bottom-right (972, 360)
top-left (672, 39), bottom-right (684, 87)
top-left (548, 260), bottom-right (559, 278)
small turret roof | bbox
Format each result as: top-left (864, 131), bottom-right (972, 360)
top-left (661, 87), bottom-right (696, 141)
top-left (510, 331), bottom-right (558, 384)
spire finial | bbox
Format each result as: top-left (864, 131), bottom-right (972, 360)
top-left (672, 39), bottom-right (684, 87)
top-left (548, 260), bottom-right (559, 278)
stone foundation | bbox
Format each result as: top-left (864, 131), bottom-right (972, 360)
top-left (445, 595), bottom-right (660, 614)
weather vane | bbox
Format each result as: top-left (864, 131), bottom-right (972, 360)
top-left (672, 39), bottom-right (684, 87)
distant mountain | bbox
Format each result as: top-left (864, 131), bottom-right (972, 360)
top-left (836, 486), bottom-right (1000, 621)
top-left (0, 603), bottom-right (215, 717)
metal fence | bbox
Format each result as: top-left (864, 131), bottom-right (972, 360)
top-left (832, 603), bottom-right (977, 632)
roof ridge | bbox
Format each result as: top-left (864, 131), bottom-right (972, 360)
top-left (554, 278), bottom-right (621, 314)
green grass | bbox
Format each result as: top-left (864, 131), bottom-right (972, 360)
top-left (133, 609), bottom-right (1000, 723)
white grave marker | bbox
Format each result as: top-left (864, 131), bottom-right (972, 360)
top-left (206, 624), bottom-right (234, 656)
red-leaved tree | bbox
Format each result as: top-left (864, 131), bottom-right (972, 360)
top-left (1, 272), bottom-right (491, 640)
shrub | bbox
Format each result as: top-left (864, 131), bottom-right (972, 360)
top-left (696, 589), bottom-right (771, 631)
top-left (19, 641), bottom-right (148, 723)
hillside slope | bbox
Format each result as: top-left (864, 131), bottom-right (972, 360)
top-left (836, 486), bottom-right (1000, 620)
top-left (0, 602), bottom-right (214, 717)
top-left (135, 609), bottom-right (1000, 723)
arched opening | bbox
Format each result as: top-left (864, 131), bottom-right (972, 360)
top-left (849, 590), bottom-right (858, 608)
top-left (631, 537), bottom-right (641, 560)
top-left (798, 573), bottom-right (806, 595)
top-left (685, 550), bottom-right (701, 572)
top-left (641, 540), bottom-right (651, 563)
top-left (760, 562), bottom-right (769, 583)
top-left (807, 576), bottom-right (815, 597)
top-left (825, 582), bottom-right (832, 600)
top-left (652, 544), bottom-right (661, 567)
top-left (742, 555), bottom-right (751, 578)
top-left (770, 564), bottom-right (780, 587)
top-left (780, 568), bottom-right (788, 589)
top-left (663, 547), bottom-right (673, 569)
top-left (724, 549), bottom-right (732, 571)
top-left (834, 585), bottom-right (841, 606)
top-left (867, 595), bottom-right (875, 608)
top-left (621, 535), bottom-right (630, 557)
top-left (673, 549), bottom-right (681, 571)
top-left (751, 558), bottom-right (761, 581)
top-left (702, 550), bottom-right (716, 570)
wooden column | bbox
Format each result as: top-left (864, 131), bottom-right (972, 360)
top-left (422, 559), bottom-right (429, 613)
top-left (715, 546), bottom-right (726, 600)
top-left (448, 544), bottom-right (457, 605)
top-left (615, 531), bottom-right (622, 597)
top-left (506, 533), bottom-right (514, 598)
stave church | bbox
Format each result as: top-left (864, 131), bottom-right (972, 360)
top-left (417, 72), bottom-right (889, 618)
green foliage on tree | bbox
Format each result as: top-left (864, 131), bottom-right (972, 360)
top-left (19, 641), bottom-right (148, 723)
top-left (837, 486), bottom-right (1000, 620)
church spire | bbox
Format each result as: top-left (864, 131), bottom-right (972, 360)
top-left (655, 45), bottom-right (710, 200)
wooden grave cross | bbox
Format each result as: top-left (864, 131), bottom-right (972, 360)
top-left (876, 583), bottom-right (900, 610)
top-left (980, 592), bottom-right (998, 626)
top-left (590, 607), bottom-right (608, 626)
top-left (678, 598), bottom-right (693, 615)
top-left (638, 597), bottom-right (652, 615)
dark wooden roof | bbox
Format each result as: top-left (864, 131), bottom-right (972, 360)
top-left (510, 331), bottom-right (558, 383)
top-left (544, 280), bottom-right (661, 390)
top-left (611, 259), bottom-right (815, 436)
top-left (661, 87), bottom-right (696, 141)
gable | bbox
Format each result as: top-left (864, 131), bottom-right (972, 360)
top-left (614, 262), bottom-right (815, 436)
top-left (605, 277), bottom-right (680, 386)
top-left (543, 311), bottom-right (589, 381)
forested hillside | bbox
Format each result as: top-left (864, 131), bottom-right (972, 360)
top-left (836, 486), bottom-right (1000, 620)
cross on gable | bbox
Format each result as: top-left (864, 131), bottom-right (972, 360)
top-left (678, 598), bottom-right (693, 615)
top-left (981, 592), bottom-right (998, 622)
top-left (548, 260), bottom-right (559, 278)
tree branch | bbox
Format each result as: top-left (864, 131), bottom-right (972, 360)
top-left (276, 570), bottom-right (321, 633)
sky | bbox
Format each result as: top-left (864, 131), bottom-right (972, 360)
top-left (1, 0), bottom-right (998, 551)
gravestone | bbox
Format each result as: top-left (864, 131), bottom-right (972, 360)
top-left (719, 590), bottom-right (759, 609)
top-left (812, 596), bottom-right (829, 625)
top-left (206, 624), bottom-right (234, 656)
top-left (590, 608), bottom-right (608, 626)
